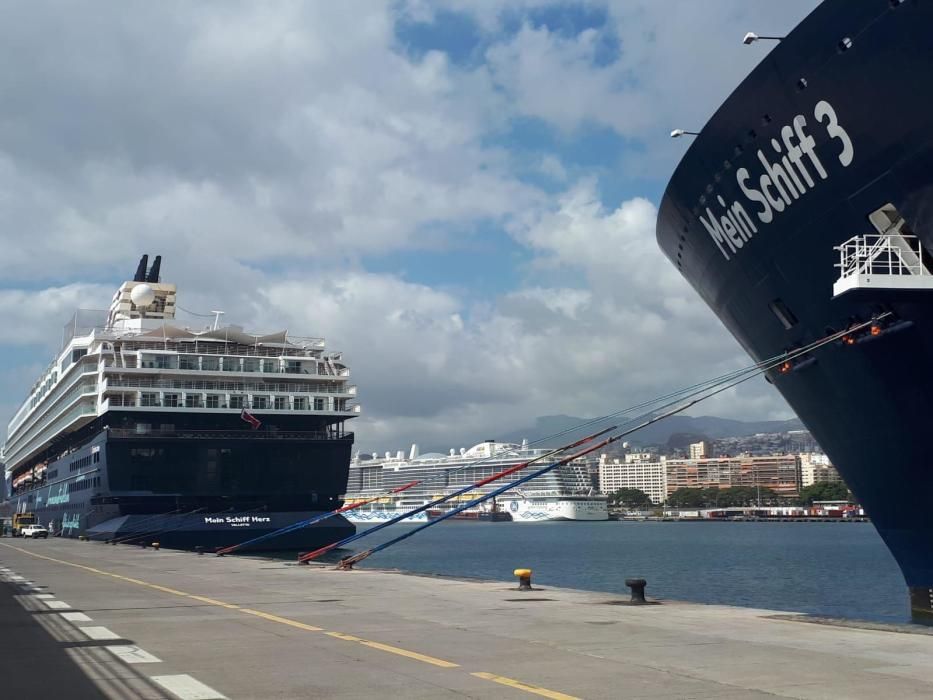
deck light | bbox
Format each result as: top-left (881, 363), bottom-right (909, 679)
top-left (743, 32), bottom-right (785, 45)
top-left (670, 129), bottom-right (700, 139)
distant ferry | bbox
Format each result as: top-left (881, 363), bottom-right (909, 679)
top-left (345, 440), bottom-right (608, 522)
top-left (657, 0), bottom-right (933, 623)
top-left (1, 255), bottom-right (359, 550)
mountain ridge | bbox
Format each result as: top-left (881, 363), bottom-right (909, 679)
top-left (488, 414), bottom-right (805, 449)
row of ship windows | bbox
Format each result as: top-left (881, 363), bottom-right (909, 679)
top-left (138, 394), bottom-right (331, 410)
top-left (69, 452), bottom-right (101, 472)
top-left (68, 476), bottom-right (101, 493)
top-left (140, 355), bottom-right (318, 374)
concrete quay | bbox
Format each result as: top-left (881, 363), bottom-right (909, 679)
top-left (2, 539), bottom-right (933, 699)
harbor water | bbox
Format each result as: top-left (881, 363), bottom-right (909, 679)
top-left (315, 520), bottom-right (909, 623)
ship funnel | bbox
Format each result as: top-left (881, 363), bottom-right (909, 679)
top-left (396, 450), bottom-right (404, 460)
top-left (409, 444), bottom-right (419, 460)
top-left (146, 255), bottom-right (162, 283)
top-left (134, 254), bottom-right (149, 282)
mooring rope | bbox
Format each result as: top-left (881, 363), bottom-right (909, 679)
top-left (222, 314), bottom-right (888, 557)
top-left (216, 346), bottom-right (798, 555)
top-left (296, 424), bottom-right (618, 563)
top-left (331, 316), bottom-right (889, 568)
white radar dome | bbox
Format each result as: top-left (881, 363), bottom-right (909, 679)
top-left (130, 283), bottom-right (156, 308)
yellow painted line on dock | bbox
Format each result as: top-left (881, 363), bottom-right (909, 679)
top-left (326, 630), bottom-right (363, 641)
top-left (242, 608), bottom-right (323, 631)
top-left (358, 639), bottom-right (460, 668)
top-left (0, 543), bottom-right (580, 698)
top-left (472, 672), bottom-right (582, 700)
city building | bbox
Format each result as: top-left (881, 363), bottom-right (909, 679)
top-left (664, 454), bottom-right (801, 498)
top-left (799, 453), bottom-right (842, 487)
top-left (688, 441), bottom-right (708, 460)
top-left (597, 453), bottom-right (666, 504)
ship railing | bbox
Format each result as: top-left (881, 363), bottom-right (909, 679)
top-left (103, 378), bottom-right (355, 394)
top-left (835, 233), bottom-right (927, 277)
top-left (833, 233), bottom-right (933, 296)
top-left (107, 399), bottom-right (358, 413)
top-left (106, 340), bottom-right (327, 359)
top-left (104, 360), bottom-right (350, 377)
top-left (106, 428), bottom-right (354, 441)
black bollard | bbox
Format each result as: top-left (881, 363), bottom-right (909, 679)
top-left (625, 578), bottom-right (647, 604)
top-left (195, 546), bottom-right (204, 555)
top-left (514, 568), bottom-right (533, 591)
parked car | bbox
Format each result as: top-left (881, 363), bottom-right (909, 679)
top-left (21, 524), bottom-right (49, 539)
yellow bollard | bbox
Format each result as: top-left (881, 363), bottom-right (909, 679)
top-left (513, 568), bottom-right (533, 591)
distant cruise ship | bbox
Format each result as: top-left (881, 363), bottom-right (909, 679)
top-left (1, 255), bottom-right (359, 550)
top-left (345, 440), bottom-right (608, 522)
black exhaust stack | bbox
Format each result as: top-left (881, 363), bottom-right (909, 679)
top-left (146, 255), bottom-right (162, 283)
top-left (134, 254), bottom-right (149, 282)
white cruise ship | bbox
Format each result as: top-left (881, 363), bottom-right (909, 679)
top-left (344, 440), bottom-right (608, 522)
top-left (1, 254), bottom-right (360, 551)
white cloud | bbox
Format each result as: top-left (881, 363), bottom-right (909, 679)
top-left (0, 1), bottom-right (805, 451)
top-left (486, 23), bottom-right (654, 135)
top-left (0, 284), bottom-right (113, 348)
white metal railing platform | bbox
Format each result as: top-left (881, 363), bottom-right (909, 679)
top-left (833, 233), bottom-right (933, 297)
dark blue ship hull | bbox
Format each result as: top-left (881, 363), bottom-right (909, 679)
top-left (3, 416), bottom-right (355, 552)
top-left (657, 0), bottom-right (933, 623)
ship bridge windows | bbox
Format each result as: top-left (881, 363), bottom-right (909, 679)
top-left (201, 356), bottom-right (219, 371)
top-left (768, 299), bottom-right (799, 330)
top-left (179, 355), bottom-right (198, 370)
top-left (72, 348), bottom-right (87, 363)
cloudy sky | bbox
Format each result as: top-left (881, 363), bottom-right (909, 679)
top-left (0, 1), bottom-right (819, 453)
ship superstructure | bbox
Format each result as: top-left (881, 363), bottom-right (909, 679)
top-left (1, 255), bottom-right (359, 550)
top-left (656, 0), bottom-right (933, 623)
top-left (345, 440), bottom-right (608, 522)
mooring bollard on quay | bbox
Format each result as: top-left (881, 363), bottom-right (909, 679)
top-left (625, 578), bottom-right (648, 604)
top-left (514, 568), bottom-right (533, 591)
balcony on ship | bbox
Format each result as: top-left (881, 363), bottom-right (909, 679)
top-left (100, 390), bottom-right (359, 415)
